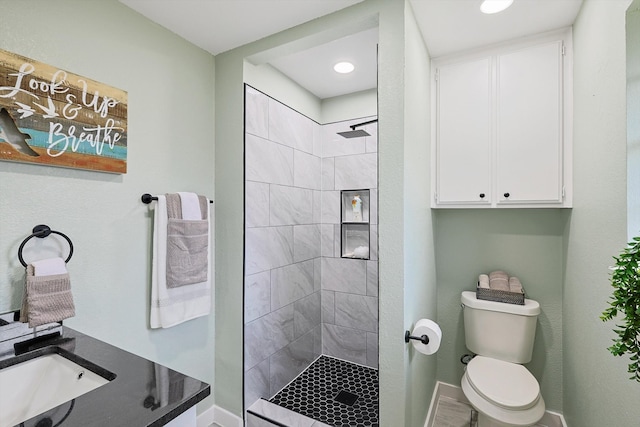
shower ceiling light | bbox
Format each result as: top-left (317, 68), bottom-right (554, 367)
top-left (480, 0), bottom-right (514, 14)
top-left (334, 61), bottom-right (355, 74)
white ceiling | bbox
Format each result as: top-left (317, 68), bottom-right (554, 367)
top-left (411, 0), bottom-right (584, 58)
top-left (268, 27), bottom-right (379, 99)
top-left (119, 0), bottom-right (583, 99)
top-left (119, 0), bottom-right (364, 55)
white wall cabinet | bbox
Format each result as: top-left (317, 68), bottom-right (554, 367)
top-left (432, 31), bottom-right (572, 208)
top-left (435, 56), bottom-right (493, 205)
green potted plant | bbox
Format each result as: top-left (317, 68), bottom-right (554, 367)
top-left (601, 236), bottom-right (640, 382)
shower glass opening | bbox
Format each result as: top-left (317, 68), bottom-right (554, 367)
top-left (243, 83), bottom-right (379, 426)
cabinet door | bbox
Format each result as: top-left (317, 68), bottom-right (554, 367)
top-left (435, 57), bottom-right (492, 205)
top-left (496, 41), bottom-right (563, 204)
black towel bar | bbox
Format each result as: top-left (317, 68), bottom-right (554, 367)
top-left (18, 225), bottom-right (74, 267)
top-left (141, 193), bottom-right (213, 204)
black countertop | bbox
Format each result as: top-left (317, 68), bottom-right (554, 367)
top-left (0, 326), bottom-right (210, 427)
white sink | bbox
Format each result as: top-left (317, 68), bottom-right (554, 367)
top-left (0, 352), bottom-right (112, 427)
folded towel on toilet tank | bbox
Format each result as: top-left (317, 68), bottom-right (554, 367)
top-left (478, 274), bottom-right (490, 289)
top-left (488, 270), bottom-right (510, 291)
top-left (509, 276), bottom-right (524, 294)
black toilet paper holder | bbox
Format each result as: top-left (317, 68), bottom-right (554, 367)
top-left (404, 330), bottom-right (429, 345)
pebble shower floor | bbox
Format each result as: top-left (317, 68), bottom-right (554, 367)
top-left (269, 355), bottom-right (379, 427)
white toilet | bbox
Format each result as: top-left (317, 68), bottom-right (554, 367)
top-left (460, 291), bottom-right (545, 427)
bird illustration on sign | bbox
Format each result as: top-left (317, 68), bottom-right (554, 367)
top-left (0, 108), bottom-right (39, 157)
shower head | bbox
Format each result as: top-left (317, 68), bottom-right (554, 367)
top-left (337, 129), bottom-right (370, 138)
top-left (337, 118), bottom-right (378, 139)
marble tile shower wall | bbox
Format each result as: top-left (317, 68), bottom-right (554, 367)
top-left (243, 86), bottom-right (379, 410)
top-left (320, 118), bottom-right (378, 369)
top-left (244, 87), bottom-right (323, 408)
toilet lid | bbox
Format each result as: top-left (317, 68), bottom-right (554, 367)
top-left (466, 356), bottom-right (540, 410)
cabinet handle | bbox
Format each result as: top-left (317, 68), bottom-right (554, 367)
top-left (479, 193), bottom-right (485, 199)
top-left (504, 192), bottom-right (510, 198)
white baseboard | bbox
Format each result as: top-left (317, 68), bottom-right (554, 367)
top-left (424, 381), bottom-right (567, 427)
top-left (197, 405), bottom-right (243, 427)
top-left (196, 405), bottom-right (216, 427)
top-left (539, 410), bottom-right (568, 427)
top-left (424, 381), bottom-right (466, 427)
top-left (424, 382), bottom-right (441, 427)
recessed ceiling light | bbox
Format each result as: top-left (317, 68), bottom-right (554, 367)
top-left (334, 62), bottom-right (355, 74)
top-left (480, 0), bottom-right (514, 14)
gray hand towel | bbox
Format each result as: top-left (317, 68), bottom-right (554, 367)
top-left (165, 193), bottom-right (209, 288)
top-left (20, 264), bottom-right (75, 327)
top-left (489, 270), bottom-right (510, 291)
top-left (509, 276), bottom-right (524, 294)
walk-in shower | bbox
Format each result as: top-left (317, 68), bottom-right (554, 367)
top-left (243, 85), bottom-right (379, 426)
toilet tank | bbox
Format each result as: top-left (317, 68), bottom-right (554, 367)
top-left (461, 291), bottom-right (540, 364)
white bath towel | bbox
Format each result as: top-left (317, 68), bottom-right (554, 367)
top-left (150, 195), bottom-right (211, 329)
top-left (32, 257), bottom-right (67, 276)
top-left (178, 192), bottom-right (202, 220)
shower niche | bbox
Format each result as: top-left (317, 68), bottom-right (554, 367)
top-left (341, 189), bottom-right (370, 259)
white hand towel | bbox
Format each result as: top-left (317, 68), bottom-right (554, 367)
top-left (32, 257), bottom-right (67, 276)
top-left (178, 192), bottom-right (202, 220)
top-left (150, 195), bottom-right (211, 329)
top-left (478, 274), bottom-right (490, 289)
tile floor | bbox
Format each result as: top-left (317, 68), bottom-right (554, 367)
top-left (431, 396), bottom-right (475, 427)
top-left (431, 395), bottom-right (547, 427)
top-left (269, 355), bottom-right (379, 427)
top-left (212, 396), bottom-right (550, 427)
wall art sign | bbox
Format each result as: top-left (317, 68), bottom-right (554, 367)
top-left (0, 48), bottom-right (128, 173)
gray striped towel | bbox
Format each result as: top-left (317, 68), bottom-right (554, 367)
top-left (20, 263), bottom-right (75, 327)
top-left (165, 193), bottom-right (209, 288)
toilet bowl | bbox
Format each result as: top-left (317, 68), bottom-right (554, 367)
top-left (461, 356), bottom-right (545, 427)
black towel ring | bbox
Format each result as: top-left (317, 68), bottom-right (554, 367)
top-left (18, 225), bottom-right (74, 267)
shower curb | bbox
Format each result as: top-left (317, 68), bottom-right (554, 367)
top-left (246, 399), bottom-right (332, 427)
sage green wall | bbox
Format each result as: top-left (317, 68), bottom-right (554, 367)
top-left (244, 62), bottom-right (322, 122)
top-left (434, 209), bottom-right (566, 411)
top-left (321, 89), bottom-right (378, 124)
top-left (628, 0), bottom-right (640, 239)
top-left (0, 0), bottom-right (216, 412)
top-left (214, 40), bottom-right (244, 416)
top-left (403, 2), bottom-right (437, 426)
top-left (215, 0), bottom-right (437, 423)
top-left (244, 63), bottom-right (377, 125)
top-left (563, 0), bottom-right (640, 425)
